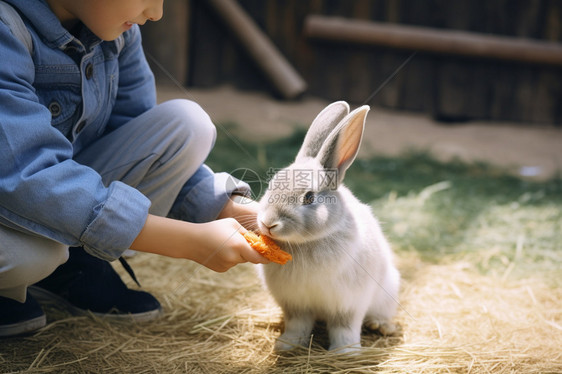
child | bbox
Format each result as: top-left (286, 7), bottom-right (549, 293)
top-left (0, 0), bottom-right (269, 337)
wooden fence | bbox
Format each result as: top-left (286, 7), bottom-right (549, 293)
top-left (142, 0), bottom-right (562, 125)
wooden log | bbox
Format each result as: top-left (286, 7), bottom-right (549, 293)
top-left (205, 0), bottom-right (307, 99)
top-left (304, 15), bottom-right (562, 67)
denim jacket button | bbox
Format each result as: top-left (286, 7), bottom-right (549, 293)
top-left (48, 101), bottom-right (62, 117)
top-left (75, 121), bottom-right (86, 133)
top-left (85, 63), bottom-right (94, 79)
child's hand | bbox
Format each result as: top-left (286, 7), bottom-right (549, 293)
top-left (188, 218), bottom-right (271, 272)
top-left (131, 215), bottom-right (269, 272)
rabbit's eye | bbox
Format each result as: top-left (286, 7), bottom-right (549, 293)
top-left (303, 191), bottom-right (315, 205)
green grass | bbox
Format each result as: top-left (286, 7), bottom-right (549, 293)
top-left (208, 124), bottom-right (562, 284)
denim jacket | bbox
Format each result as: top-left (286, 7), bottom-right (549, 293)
top-left (0, 0), bottom-right (164, 259)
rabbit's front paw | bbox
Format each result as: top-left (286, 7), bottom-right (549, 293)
top-left (275, 314), bottom-right (314, 351)
top-left (328, 324), bottom-right (362, 353)
top-left (329, 343), bottom-right (362, 354)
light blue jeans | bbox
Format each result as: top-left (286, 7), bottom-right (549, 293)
top-left (0, 99), bottom-right (245, 302)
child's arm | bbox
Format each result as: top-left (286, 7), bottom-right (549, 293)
top-left (0, 22), bottom-right (151, 262)
top-left (131, 198), bottom-right (269, 272)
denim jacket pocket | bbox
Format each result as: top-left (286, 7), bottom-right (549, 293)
top-left (35, 65), bottom-right (82, 140)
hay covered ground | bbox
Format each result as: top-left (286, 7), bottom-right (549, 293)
top-left (2, 129), bottom-right (562, 373)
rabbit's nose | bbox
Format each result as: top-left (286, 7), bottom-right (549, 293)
top-left (260, 221), bottom-right (279, 236)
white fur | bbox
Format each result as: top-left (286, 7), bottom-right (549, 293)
top-left (256, 102), bottom-right (400, 353)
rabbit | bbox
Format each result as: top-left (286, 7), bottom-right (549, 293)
top-left (256, 101), bottom-right (400, 353)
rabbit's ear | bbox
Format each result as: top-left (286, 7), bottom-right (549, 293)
top-left (295, 101), bottom-right (350, 161)
top-left (317, 105), bottom-right (369, 184)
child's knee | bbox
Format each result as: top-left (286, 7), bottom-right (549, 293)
top-left (156, 100), bottom-right (217, 167)
top-left (159, 99), bottom-right (217, 147)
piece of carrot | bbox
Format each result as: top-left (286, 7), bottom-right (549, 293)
top-left (243, 231), bottom-right (292, 265)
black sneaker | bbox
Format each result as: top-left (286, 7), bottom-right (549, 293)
top-left (29, 247), bottom-right (162, 322)
top-left (0, 292), bottom-right (46, 337)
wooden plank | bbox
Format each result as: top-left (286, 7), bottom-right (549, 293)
top-left (187, 0), bottom-right (226, 87)
top-left (398, 54), bottom-right (435, 112)
top-left (488, 63), bottom-right (517, 122)
top-left (141, 0), bottom-right (189, 85)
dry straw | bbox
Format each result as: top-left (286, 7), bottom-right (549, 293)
top-left (1, 250), bottom-right (561, 373)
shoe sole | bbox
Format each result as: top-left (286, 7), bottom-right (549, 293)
top-left (28, 286), bottom-right (162, 323)
top-left (0, 314), bottom-right (46, 338)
